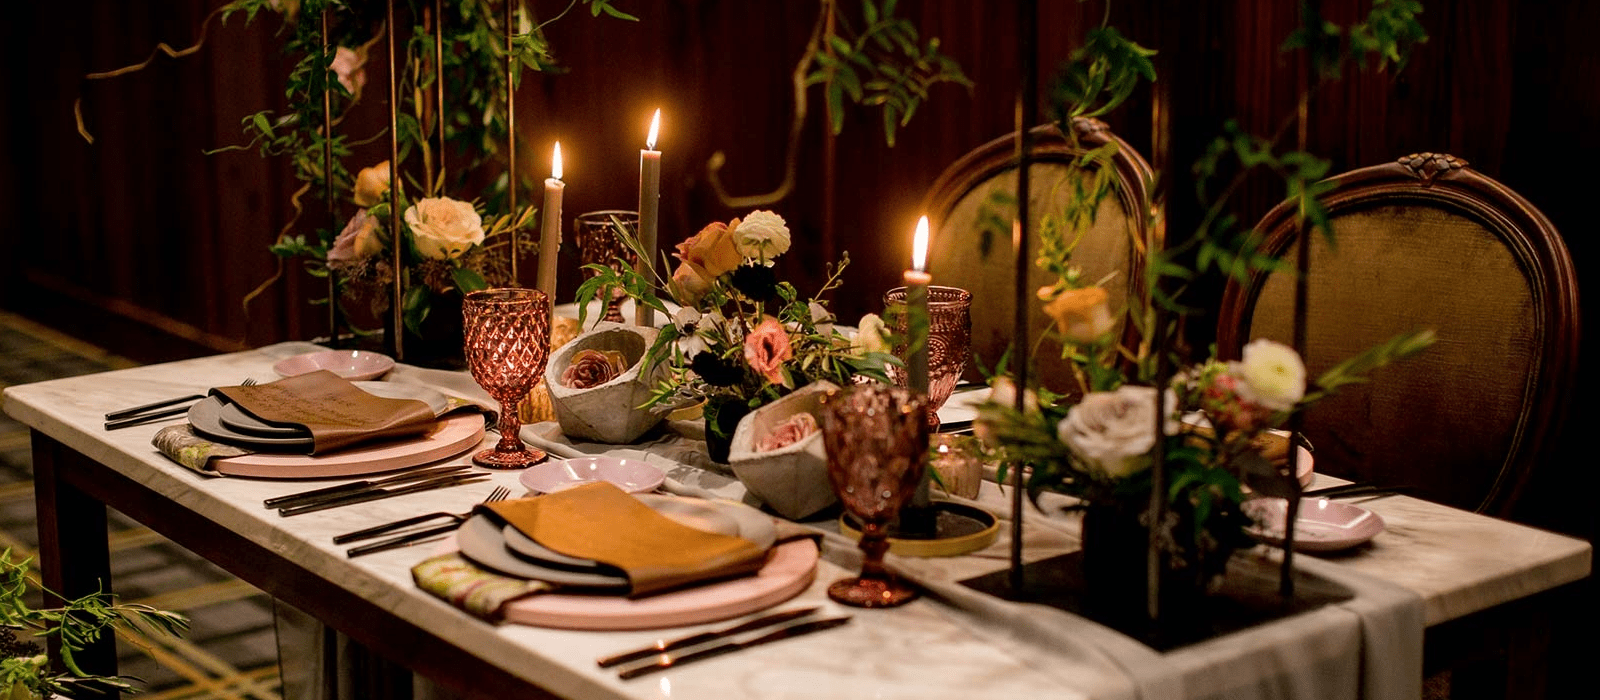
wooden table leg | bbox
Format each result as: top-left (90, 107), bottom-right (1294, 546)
top-left (31, 431), bottom-right (119, 700)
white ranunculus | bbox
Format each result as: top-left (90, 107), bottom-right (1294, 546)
top-left (405, 197), bottom-right (484, 260)
top-left (1230, 339), bottom-right (1306, 412)
top-left (732, 210), bottom-right (791, 262)
top-left (1056, 385), bottom-right (1179, 479)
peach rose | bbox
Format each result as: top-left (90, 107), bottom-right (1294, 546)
top-left (675, 221), bottom-right (744, 278)
top-left (328, 210), bottom-right (382, 262)
top-left (561, 349), bottom-right (631, 389)
top-left (1042, 286), bottom-right (1117, 344)
top-left (743, 317), bottom-right (793, 385)
top-left (758, 412), bottom-right (819, 452)
top-left (353, 161), bottom-right (391, 208)
top-left (668, 262), bottom-right (715, 306)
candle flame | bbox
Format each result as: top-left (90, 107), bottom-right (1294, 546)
top-left (646, 109), bottom-right (661, 150)
top-left (552, 141), bottom-right (563, 180)
top-left (912, 215), bottom-right (930, 271)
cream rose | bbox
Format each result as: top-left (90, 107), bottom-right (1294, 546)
top-left (1229, 339), bottom-right (1306, 412)
top-left (1042, 286), bottom-right (1117, 344)
top-left (1056, 385), bottom-right (1179, 479)
top-left (353, 161), bottom-right (390, 208)
top-left (732, 210), bottom-right (791, 262)
top-left (850, 313), bottom-right (890, 355)
top-left (405, 197), bottom-right (484, 260)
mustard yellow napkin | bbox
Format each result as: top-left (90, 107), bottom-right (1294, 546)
top-left (481, 482), bottom-right (769, 597)
top-left (211, 370), bottom-right (437, 454)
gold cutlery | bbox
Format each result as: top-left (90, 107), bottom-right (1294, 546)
top-left (596, 606), bottom-right (820, 668)
top-left (616, 616), bottom-right (852, 679)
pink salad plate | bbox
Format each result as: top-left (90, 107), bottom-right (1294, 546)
top-left (210, 413), bottom-right (484, 479)
top-left (500, 538), bottom-right (819, 630)
top-left (518, 455), bottom-right (665, 495)
top-left (272, 349), bottom-right (396, 381)
top-left (1244, 497), bottom-right (1386, 552)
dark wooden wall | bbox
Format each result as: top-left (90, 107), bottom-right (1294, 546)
top-left (5, 1), bottom-right (1596, 520)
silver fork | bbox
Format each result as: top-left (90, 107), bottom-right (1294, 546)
top-left (341, 485), bottom-right (513, 558)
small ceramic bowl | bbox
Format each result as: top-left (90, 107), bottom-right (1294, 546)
top-left (544, 323), bottom-right (663, 444)
top-left (727, 381), bottom-right (839, 520)
top-left (272, 349), bottom-right (395, 381)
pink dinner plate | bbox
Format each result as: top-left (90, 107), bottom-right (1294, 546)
top-left (211, 413), bottom-right (484, 478)
top-left (273, 349), bottom-right (396, 381)
top-left (518, 455), bottom-right (665, 494)
top-left (500, 538), bottom-right (819, 630)
top-left (1244, 497), bottom-right (1386, 552)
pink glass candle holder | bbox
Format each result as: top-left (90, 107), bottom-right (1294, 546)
top-left (819, 384), bottom-right (931, 608)
top-left (463, 288), bottom-right (551, 469)
top-left (884, 285), bottom-right (972, 429)
top-left (574, 210), bottom-right (641, 324)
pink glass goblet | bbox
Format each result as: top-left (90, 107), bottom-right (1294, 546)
top-left (819, 384), bottom-right (931, 608)
top-left (574, 210), bottom-right (641, 324)
top-left (463, 288), bottom-right (551, 469)
top-left (883, 285), bottom-right (973, 430)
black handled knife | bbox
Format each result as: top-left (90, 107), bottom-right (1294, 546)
top-left (264, 464), bottom-right (473, 509)
top-left (617, 617), bottom-right (852, 680)
top-left (277, 474), bottom-right (488, 517)
top-left (597, 606), bottom-right (821, 668)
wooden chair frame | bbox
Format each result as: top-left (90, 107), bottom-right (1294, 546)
top-left (1216, 153), bottom-right (1580, 515)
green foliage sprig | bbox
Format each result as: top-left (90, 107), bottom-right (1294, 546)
top-left (1, 551), bottom-right (189, 697)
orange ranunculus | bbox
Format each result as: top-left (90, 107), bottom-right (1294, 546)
top-left (1042, 286), bottom-right (1117, 345)
top-left (743, 317), bottom-right (793, 385)
top-left (675, 220), bottom-right (744, 278)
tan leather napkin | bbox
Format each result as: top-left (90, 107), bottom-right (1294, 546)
top-left (482, 482), bottom-right (768, 597)
top-left (212, 370), bottom-right (437, 454)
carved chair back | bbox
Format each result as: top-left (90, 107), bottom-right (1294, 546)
top-left (1216, 154), bottom-right (1579, 515)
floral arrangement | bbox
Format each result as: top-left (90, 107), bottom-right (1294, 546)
top-left (575, 210), bottom-right (898, 458)
top-left (303, 159), bottom-right (530, 338)
top-left (972, 1), bottom-right (1433, 595)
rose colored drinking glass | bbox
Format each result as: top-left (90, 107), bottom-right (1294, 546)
top-left (884, 285), bottom-right (972, 430)
top-left (574, 210), bottom-right (640, 324)
top-left (819, 384), bottom-right (931, 607)
top-left (463, 288), bottom-right (551, 469)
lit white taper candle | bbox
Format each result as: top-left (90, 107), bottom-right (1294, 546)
top-left (906, 215), bottom-right (932, 394)
top-left (636, 109), bottom-right (662, 327)
top-left (538, 142), bottom-right (565, 308)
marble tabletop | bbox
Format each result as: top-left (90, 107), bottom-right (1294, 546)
top-left (3, 341), bottom-right (1591, 700)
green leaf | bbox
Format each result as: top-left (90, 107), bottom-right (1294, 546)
top-left (451, 267), bottom-right (488, 293)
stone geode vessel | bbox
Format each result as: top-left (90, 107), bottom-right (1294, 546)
top-left (544, 323), bottom-right (662, 444)
top-left (728, 380), bottom-right (839, 520)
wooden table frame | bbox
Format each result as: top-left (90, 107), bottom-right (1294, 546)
top-left (31, 431), bottom-right (554, 700)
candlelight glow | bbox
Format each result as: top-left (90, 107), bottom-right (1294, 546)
top-left (912, 215), bottom-right (930, 271)
top-left (552, 141), bottom-right (563, 180)
top-left (646, 109), bottom-right (661, 150)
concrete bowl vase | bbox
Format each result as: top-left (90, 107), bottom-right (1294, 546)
top-left (728, 381), bottom-right (840, 520)
top-left (545, 323), bottom-right (663, 444)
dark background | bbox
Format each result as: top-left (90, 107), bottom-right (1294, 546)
top-left (2, 0), bottom-right (1594, 666)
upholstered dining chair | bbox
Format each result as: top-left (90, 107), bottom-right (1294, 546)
top-left (1215, 153), bottom-right (1579, 516)
top-left (922, 118), bottom-right (1155, 393)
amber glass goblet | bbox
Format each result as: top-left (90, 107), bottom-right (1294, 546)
top-left (884, 285), bottom-right (973, 430)
top-left (819, 384), bottom-right (931, 607)
top-left (574, 210), bottom-right (640, 324)
top-left (463, 288), bottom-right (551, 469)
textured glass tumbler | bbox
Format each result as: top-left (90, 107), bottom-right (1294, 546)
top-left (820, 384), bottom-right (931, 607)
top-left (463, 288), bottom-right (551, 469)
top-left (884, 285), bottom-right (972, 429)
top-left (574, 210), bottom-right (640, 324)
